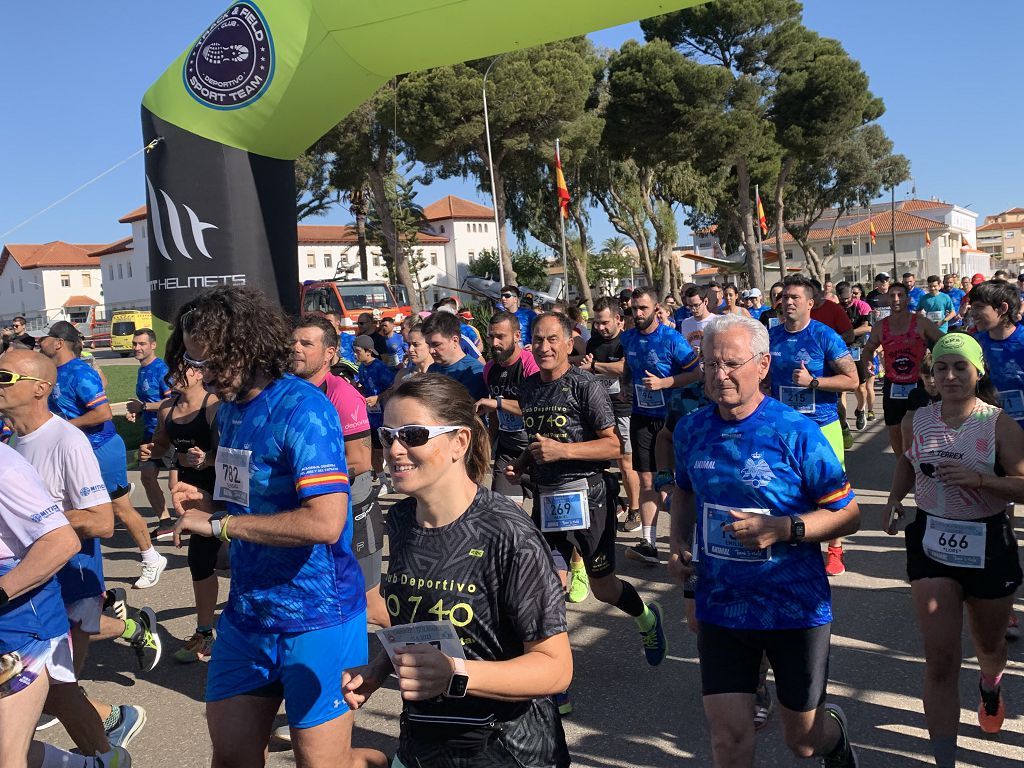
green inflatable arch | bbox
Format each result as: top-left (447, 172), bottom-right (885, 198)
top-left (141, 0), bottom-right (703, 324)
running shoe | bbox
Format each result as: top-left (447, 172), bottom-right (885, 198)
top-left (753, 683), bottom-right (774, 731)
top-left (173, 630), bottom-right (215, 664)
top-left (821, 705), bottom-right (858, 767)
top-left (271, 724), bottom-right (292, 744)
top-left (866, 411), bottom-right (876, 422)
top-left (825, 546), bottom-right (846, 577)
top-left (105, 705), bottom-right (147, 750)
top-left (379, 473), bottom-right (395, 495)
top-left (150, 519), bottom-right (175, 543)
top-left (566, 564), bottom-right (589, 604)
top-left (134, 554), bottom-right (167, 589)
top-left (854, 410), bottom-right (866, 431)
top-left (553, 691), bottom-right (573, 716)
top-left (625, 540), bottom-right (659, 565)
top-left (1006, 611), bottom-right (1020, 641)
top-left (35, 713), bottom-right (60, 731)
top-left (617, 510), bottom-right (641, 533)
top-left (103, 588), bottom-right (128, 622)
top-left (841, 427), bottom-right (854, 450)
top-left (130, 607), bottom-right (162, 672)
top-left (978, 682), bottom-right (1005, 734)
top-left (95, 747), bottom-right (132, 767)
top-left (639, 601), bottom-right (667, 666)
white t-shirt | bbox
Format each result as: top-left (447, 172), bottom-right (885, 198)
top-left (0, 442), bottom-right (70, 561)
top-left (678, 315), bottom-right (715, 354)
top-left (11, 415), bottom-right (111, 514)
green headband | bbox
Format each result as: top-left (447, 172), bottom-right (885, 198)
top-left (931, 333), bottom-right (985, 375)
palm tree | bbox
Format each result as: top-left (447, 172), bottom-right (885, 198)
top-left (601, 235), bottom-right (629, 255)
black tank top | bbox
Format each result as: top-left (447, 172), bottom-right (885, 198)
top-left (164, 392), bottom-right (216, 494)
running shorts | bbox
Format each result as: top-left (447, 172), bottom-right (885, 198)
top-left (0, 633), bottom-right (75, 699)
top-left (697, 621), bottom-right (831, 713)
top-left (905, 509), bottom-right (1022, 599)
top-left (140, 431), bottom-right (175, 470)
top-left (533, 473), bottom-right (617, 580)
top-left (615, 416), bottom-right (632, 456)
top-left (65, 595), bottom-right (104, 636)
top-left (206, 611), bottom-right (368, 728)
top-left (630, 414), bottom-right (664, 473)
top-left (882, 380), bottom-right (927, 427)
top-left (94, 434), bottom-right (131, 500)
top-left (358, 548), bottom-right (383, 591)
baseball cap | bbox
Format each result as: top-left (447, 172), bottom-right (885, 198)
top-left (353, 335), bottom-right (379, 356)
top-left (747, 288), bottom-right (762, 298)
top-left (618, 288), bottom-right (633, 302)
top-left (874, 272), bottom-right (890, 282)
top-left (436, 304), bottom-right (457, 315)
top-left (1016, 272), bottom-right (1024, 281)
top-left (458, 310), bottom-right (474, 321)
top-left (971, 273), bottom-right (985, 285)
top-left (46, 320), bottom-right (82, 343)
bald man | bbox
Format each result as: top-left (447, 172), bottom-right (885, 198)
top-left (0, 350), bottom-right (159, 753)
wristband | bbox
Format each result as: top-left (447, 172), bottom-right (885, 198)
top-left (218, 515), bottom-right (233, 542)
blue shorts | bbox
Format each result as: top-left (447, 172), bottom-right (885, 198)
top-left (206, 610), bottom-right (368, 728)
top-left (94, 435), bottom-right (130, 499)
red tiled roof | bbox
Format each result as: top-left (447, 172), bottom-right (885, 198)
top-left (422, 195), bottom-right (494, 221)
top-left (297, 224), bottom-right (447, 245)
top-left (978, 219), bottom-right (1024, 232)
top-left (778, 209), bottom-right (950, 244)
top-left (63, 295), bottom-right (99, 307)
top-left (899, 199), bottom-right (949, 212)
top-left (995, 207), bottom-right (1024, 216)
top-left (118, 205), bottom-right (147, 224)
top-left (693, 266), bottom-right (721, 276)
top-left (1, 242), bottom-right (104, 274)
top-left (88, 236), bottom-right (133, 258)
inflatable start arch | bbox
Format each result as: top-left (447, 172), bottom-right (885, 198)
top-left (142, 0), bottom-right (704, 325)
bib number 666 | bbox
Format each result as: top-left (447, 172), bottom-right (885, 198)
top-left (938, 532), bottom-right (969, 549)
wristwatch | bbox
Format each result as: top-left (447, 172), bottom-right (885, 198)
top-left (809, 377), bottom-right (820, 389)
top-left (210, 518), bottom-right (223, 539)
top-left (788, 515), bottom-right (805, 544)
top-left (445, 656), bottom-right (469, 698)
top-left (495, 396), bottom-right (503, 412)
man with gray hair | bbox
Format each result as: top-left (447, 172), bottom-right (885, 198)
top-left (669, 313), bottom-right (861, 768)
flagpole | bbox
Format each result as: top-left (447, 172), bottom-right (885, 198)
top-left (754, 185), bottom-right (766, 288)
top-left (556, 138), bottom-right (569, 302)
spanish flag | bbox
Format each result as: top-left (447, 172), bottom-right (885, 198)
top-left (555, 144), bottom-right (570, 219)
top-left (925, 229), bottom-right (932, 247)
top-left (756, 191), bottom-right (768, 235)
top-left (869, 220), bottom-right (877, 245)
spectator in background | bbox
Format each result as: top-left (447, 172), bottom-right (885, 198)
top-left (942, 274), bottom-right (966, 329)
top-left (378, 316), bottom-right (407, 369)
top-left (744, 288), bottom-right (768, 320)
top-left (356, 313), bottom-right (390, 359)
top-left (903, 273), bottom-right (926, 311)
top-left (917, 275), bottom-right (957, 333)
top-left (422, 310), bottom-right (487, 400)
top-left (354, 335), bottom-right (396, 489)
top-left (1, 315), bottom-right (35, 353)
top-left (499, 286), bottom-right (536, 347)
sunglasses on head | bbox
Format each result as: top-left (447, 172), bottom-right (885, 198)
top-left (377, 424), bottom-right (463, 448)
top-left (0, 369), bottom-right (53, 386)
top-left (183, 352), bottom-right (209, 369)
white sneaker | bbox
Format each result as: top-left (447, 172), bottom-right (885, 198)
top-left (134, 555), bottom-right (167, 589)
top-left (380, 474), bottom-right (394, 495)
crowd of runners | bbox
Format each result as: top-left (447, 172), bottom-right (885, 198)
top-left (0, 268), bottom-right (1022, 768)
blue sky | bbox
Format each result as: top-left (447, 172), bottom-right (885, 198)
top-left (1, 1), bottom-right (1020, 252)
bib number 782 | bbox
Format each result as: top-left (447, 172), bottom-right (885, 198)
top-left (222, 464), bottom-right (240, 484)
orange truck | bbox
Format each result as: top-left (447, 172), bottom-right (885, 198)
top-left (299, 280), bottom-right (411, 322)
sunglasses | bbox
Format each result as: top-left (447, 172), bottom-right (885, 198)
top-left (500, 293), bottom-right (518, 300)
top-left (377, 424), bottom-right (463, 448)
top-left (0, 370), bottom-right (53, 386)
top-left (183, 352), bottom-right (209, 369)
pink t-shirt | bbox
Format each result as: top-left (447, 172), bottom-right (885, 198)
top-left (482, 348), bottom-right (540, 381)
top-left (323, 373), bottom-right (371, 441)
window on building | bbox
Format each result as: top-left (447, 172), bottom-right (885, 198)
top-left (117, 264), bottom-right (123, 280)
top-left (440, 225), bottom-right (445, 233)
top-left (1007, 246), bottom-right (1016, 254)
top-left (82, 273), bottom-right (92, 288)
top-left (61, 273), bottom-right (70, 287)
top-left (127, 263), bottom-right (132, 278)
top-left (307, 253), bottom-right (315, 268)
top-left (109, 266), bottom-right (114, 280)
top-left (1006, 231), bottom-right (1015, 238)
top-left (10, 280), bottom-right (13, 292)
top-left (19, 278), bottom-right (23, 292)
top-left (888, 240), bottom-right (894, 251)
top-left (373, 256), bottom-right (381, 267)
top-left (431, 252), bottom-right (438, 266)
top-left (324, 254), bottom-right (332, 268)
top-left (468, 251), bottom-right (475, 260)
top-left (784, 250), bottom-right (793, 260)
top-left (483, 223), bottom-right (488, 232)
top-left (865, 243), bottom-right (872, 254)
top-left (842, 244), bottom-right (853, 255)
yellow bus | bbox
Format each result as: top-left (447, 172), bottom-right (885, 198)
top-left (110, 310), bottom-right (153, 356)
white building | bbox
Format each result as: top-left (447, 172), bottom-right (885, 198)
top-left (84, 194), bottom-right (502, 312)
top-left (0, 242), bottom-right (105, 328)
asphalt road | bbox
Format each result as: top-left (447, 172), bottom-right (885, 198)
top-left (45, 416), bottom-right (1024, 767)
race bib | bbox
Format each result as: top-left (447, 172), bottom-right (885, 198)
top-left (213, 447), bottom-right (251, 506)
top-left (538, 479), bottom-right (590, 532)
top-left (598, 375), bottom-right (621, 396)
top-left (998, 389), bottom-right (1024, 419)
top-left (634, 384), bottom-right (665, 409)
top-left (850, 347), bottom-right (862, 362)
top-left (768, 317), bottom-right (781, 329)
top-left (778, 385), bottom-right (815, 414)
top-left (703, 503), bottom-right (772, 562)
top-left (922, 516), bottom-right (986, 569)
top-left (926, 311), bottom-right (943, 323)
top-left (497, 409), bottom-right (524, 432)
top-left (890, 382), bottom-right (916, 400)
top-left (876, 307), bottom-right (892, 320)
top-left (376, 621), bottom-right (467, 670)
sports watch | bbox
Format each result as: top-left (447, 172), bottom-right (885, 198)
top-left (788, 515), bottom-right (806, 544)
top-left (446, 656), bottom-right (469, 698)
top-left (809, 377), bottom-right (820, 389)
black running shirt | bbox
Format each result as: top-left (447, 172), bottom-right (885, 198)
top-left (585, 333), bottom-right (631, 418)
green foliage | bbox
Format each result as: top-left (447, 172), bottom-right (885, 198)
top-left (366, 169), bottom-right (426, 286)
top-left (295, 147), bottom-right (340, 221)
top-left (469, 247), bottom-right (550, 291)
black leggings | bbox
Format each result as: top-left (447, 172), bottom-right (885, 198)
top-left (188, 533), bottom-right (223, 581)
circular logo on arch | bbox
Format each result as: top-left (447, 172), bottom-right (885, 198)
top-left (183, 2), bottom-right (274, 110)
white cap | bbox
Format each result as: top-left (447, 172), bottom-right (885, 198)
top-left (747, 288), bottom-right (761, 298)
top-left (436, 305), bottom-right (457, 315)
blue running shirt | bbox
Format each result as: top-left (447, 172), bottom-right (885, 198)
top-left (214, 374), bottom-right (361, 633)
top-left (136, 358), bottom-right (171, 436)
top-left (430, 355), bottom-right (487, 401)
top-left (357, 359), bottom-right (396, 429)
top-left (515, 308), bottom-right (535, 346)
top-left (621, 324), bottom-right (699, 419)
top-left (49, 358), bottom-right (116, 449)
top-left (977, 325), bottom-right (1024, 427)
top-left (768, 320), bottom-right (850, 427)
top-left (673, 397), bottom-right (855, 630)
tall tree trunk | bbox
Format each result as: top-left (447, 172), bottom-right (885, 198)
top-left (736, 159), bottom-right (765, 291)
top-left (367, 170), bottom-right (420, 313)
top-left (800, 241), bottom-right (826, 283)
top-left (773, 155), bottom-right (795, 273)
top-left (569, 211), bottom-right (594, 307)
top-left (351, 188), bottom-right (369, 279)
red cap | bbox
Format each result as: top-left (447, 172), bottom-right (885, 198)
top-left (971, 273), bottom-right (985, 285)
